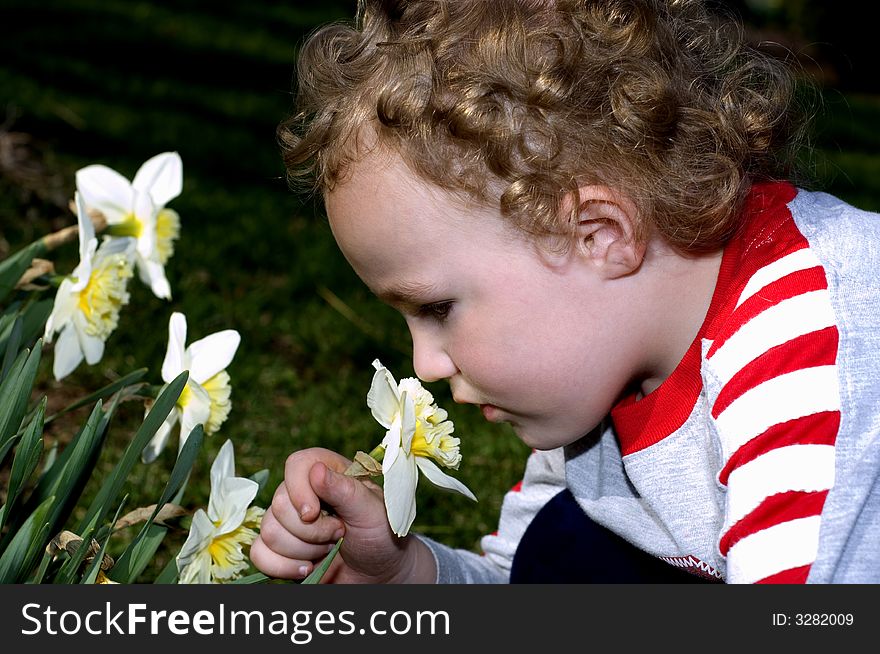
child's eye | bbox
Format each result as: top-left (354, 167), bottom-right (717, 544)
top-left (416, 301), bottom-right (454, 322)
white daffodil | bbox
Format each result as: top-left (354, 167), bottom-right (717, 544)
top-left (76, 151), bottom-right (182, 299)
top-left (44, 192), bottom-right (135, 381)
top-left (142, 311), bottom-right (240, 463)
top-left (367, 359), bottom-right (476, 537)
top-left (176, 439), bottom-right (265, 584)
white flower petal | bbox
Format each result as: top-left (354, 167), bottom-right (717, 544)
top-left (209, 476), bottom-right (258, 532)
top-left (75, 165), bottom-right (134, 224)
top-left (78, 328), bottom-right (105, 365)
top-left (179, 381), bottom-right (211, 447)
top-left (52, 325), bottom-right (83, 381)
top-left (186, 330), bottom-right (240, 384)
top-left (178, 550), bottom-right (213, 585)
top-left (382, 450), bottom-right (419, 537)
top-left (137, 256), bottom-right (172, 300)
top-left (210, 439), bottom-right (236, 493)
top-left (45, 278), bottom-right (78, 341)
top-left (162, 312), bottom-right (187, 382)
top-left (133, 190), bottom-right (157, 259)
top-left (141, 408), bottom-right (180, 464)
top-left (381, 418), bottom-right (402, 473)
top-left (399, 390), bottom-right (416, 453)
top-left (74, 191), bottom-right (96, 265)
top-left (69, 241), bottom-right (97, 294)
top-left (367, 359), bottom-right (400, 427)
top-left (94, 234), bottom-right (135, 261)
top-left (415, 457), bottom-right (477, 501)
top-left (132, 152), bottom-right (183, 206)
top-left (399, 377), bottom-right (434, 407)
top-left (176, 509), bottom-right (216, 576)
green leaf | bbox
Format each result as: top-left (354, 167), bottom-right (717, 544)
top-left (114, 523), bottom-right (170, 584)
top-left (6, 299), bottom-right (53, 355)
top-left (0, 495), bottom-right (55, 584)
top-left (0, 341), bottom-right (40, 446)
top-left (81, 498), bottom-right (128, 584)
top-left (301, 537), bottom-right (343, 584)
top-left (76, 371), bottom-right (188, 537)
top-left (111, 423), bottom-right (205, 582)
top-left (230, 572), bottom-right (273, 584)
top-left (29, 547), bottom-right (54, 584)
top-left (0, 433), bottom-right (20, 470)
top-left (45, 367), bottom-right (149, 424)
top-left (0, 304), bottom-right (19, 339)
top-left (1, 315), bottom-right (23, 382)
top-left (153, 557), bottom-right (179, 584)
top-left (249, 468), bottom-right (270, 494)
top-left (0, 299), bottom-right (53, 358)
top-left (4, 400), bottom-right (107, 549)
top-left (41, 403), bottom-right (106, 537)
top-left (0, 397), bottom-right (46, 533)
top-left (0, 346), bottom-right (40, 472)
top-left (0, 239), bottom-right (47, 304)
top-left (38, 441), bottom-right (58, 478)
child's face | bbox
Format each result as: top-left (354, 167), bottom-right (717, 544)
top-left (325, 151), bottom-right (643, 450)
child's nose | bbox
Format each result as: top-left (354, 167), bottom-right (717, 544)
top-left (411, 331), bottom-right (457, 383)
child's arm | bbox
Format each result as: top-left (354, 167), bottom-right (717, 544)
top-left (250, 447), bottom-right (437, 583)
top-left (417, 447), bottom-right (568, 583)
top-left (706, 230), bottom-right (841, 583)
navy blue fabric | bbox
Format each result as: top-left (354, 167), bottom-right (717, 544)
top-left (510, 489), bottom-right (715, 583)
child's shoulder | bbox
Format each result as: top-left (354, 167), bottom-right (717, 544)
top-left (733, 182), bottom-right (880, 284)
top-left (788, 187), bottom-right (880, 285)
top-left (704, 182), bottom-right (879, 351)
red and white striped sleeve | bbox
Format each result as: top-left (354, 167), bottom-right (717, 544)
top-left (707, 237), bottom-right (840, 583)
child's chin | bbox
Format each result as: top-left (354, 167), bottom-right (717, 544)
top-left (512, 427), bottom-right (549, 450)
top-left (513, 424), bottom-right (580, 451)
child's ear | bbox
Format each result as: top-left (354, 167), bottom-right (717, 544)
top-left (566, 186), bottom-right (646, 279)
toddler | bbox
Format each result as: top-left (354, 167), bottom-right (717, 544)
top-left (250, 0), bottom-right (880, 583)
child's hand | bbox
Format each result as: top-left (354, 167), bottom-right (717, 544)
top-left (250, 447), bottom-right (436, 583)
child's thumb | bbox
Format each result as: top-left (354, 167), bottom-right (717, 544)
top-left (311, 462), bottom-right (380, 527)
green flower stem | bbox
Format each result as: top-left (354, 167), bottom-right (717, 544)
top-left (104, 222), bottom-right (139, 238)
top-left (301, 537), bottom-right (344, 584)
top-left (366, 444), bottom-right (385, 463)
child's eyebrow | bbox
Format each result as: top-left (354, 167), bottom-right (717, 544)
top-left (376, 280), bottom-right (440, 306)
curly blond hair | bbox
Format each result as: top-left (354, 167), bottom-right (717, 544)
top-left (280, 0), bottom-right (810, 253)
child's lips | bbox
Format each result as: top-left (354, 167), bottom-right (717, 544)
top-left (480, 404), bottom-right (503, 422)
top-left (452, 393), bottom-right (506, 422)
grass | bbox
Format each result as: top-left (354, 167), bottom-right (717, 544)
top-left (1, 0), bottom-right (879, 580)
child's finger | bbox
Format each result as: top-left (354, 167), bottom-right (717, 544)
top-left (266, 488), bottom-right (344, 546)
top-left (309, 462), bottom-right (385, 529)
top-left (249, 536), bottom-right (315, 580)
top-left (283, 448), bottom-right (352, 522)
top-left (270, 484), bottom-right (343, 543)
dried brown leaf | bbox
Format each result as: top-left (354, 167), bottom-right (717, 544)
top-left (114, 503), bottom-right (188, 531)
top-left (344, 451), bottom-right (384, 479)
